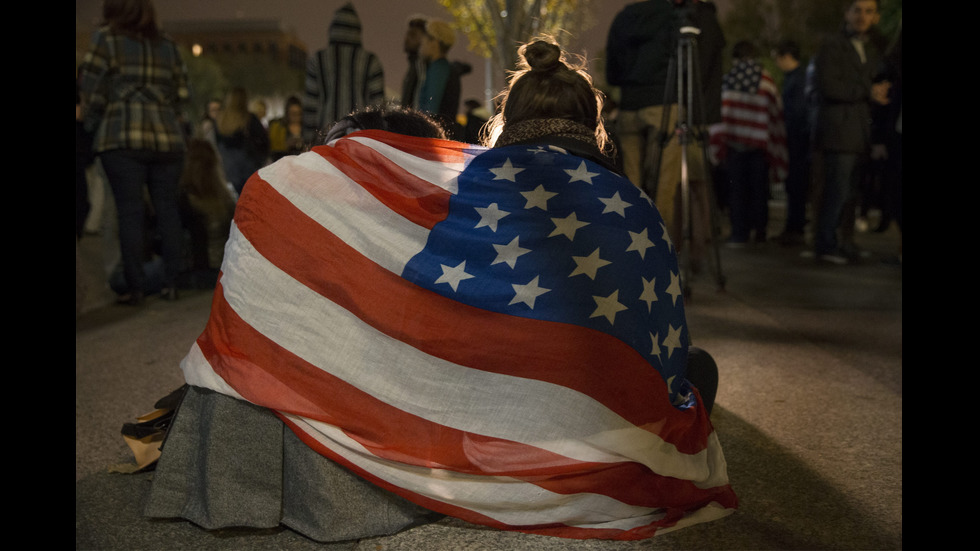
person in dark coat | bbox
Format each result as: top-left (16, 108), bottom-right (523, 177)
top-left (605, 0), bottom-right (725, 193)
top-left (605, 0), bottom-right (725, 247)
top-left (811, 0), bottom-right (891, 263)
top-left (400, 16), bottom-right (427, 108)
top-left (773, 39), bottom-right (811, 246)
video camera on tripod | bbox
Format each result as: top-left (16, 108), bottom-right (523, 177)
top-left (650, 0), bottom-right (727, 297)
top-left (671, 0), bottom-right (703, 33)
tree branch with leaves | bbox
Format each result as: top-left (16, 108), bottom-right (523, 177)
top-left (438, 0), bottom-right (596, 89)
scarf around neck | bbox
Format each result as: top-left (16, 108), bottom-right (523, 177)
top-left (494, 118), bottom-right (597, 149)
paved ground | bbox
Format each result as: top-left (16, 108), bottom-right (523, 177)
top-left (76, 200), bottom-right (902, 550)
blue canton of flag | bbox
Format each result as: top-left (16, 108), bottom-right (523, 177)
top-left (724, 59), bottom-right (763, 94)
top-left (403, 145), bottom-right (693, 405)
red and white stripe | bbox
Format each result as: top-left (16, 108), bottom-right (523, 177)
top-left (180, 130), bottom-right (737, 540)
top-left (712, 72), bottom-right (789, 183)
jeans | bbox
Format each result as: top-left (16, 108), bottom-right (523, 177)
top-left (99, 149), bottom-right (185, 294)
top-left (726, 148), bottom-right (769, 242)
top-left (783, 133), bottom-right (811, 234)
top-left (815, 152), bottom-right (862, 255)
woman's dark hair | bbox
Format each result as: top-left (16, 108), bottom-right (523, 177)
top-left (732, 40), bottom-right (759, 60)
top-left (775, 39), bottom-right (800, 61)
top-left (319, 103), bottom-right (447, 144)
top-left (217, 87), bottom-right (250, 137)
top-left (102, 0), bottom-right (160, 40)
top-left (284, 95), bottom-right (302, 111)
top-left (483, 37), bottom-right (608, 151)
top-left (180, 138), bottom-right (234, 219)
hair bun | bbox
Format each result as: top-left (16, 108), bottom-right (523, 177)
top-left (522, 40), bottom-right (562, 72)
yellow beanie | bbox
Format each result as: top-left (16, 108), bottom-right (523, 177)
top-left (425, 20), bottom-right (455, 50)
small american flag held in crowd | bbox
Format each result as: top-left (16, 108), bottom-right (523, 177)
top-left (180, 130), bottom-right (737, 540)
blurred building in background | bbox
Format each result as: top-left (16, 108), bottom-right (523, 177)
top-left (165, 19), bottom-right (307, 71)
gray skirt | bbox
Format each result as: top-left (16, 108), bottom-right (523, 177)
top-left (144, 385), bottom-right (440, 542)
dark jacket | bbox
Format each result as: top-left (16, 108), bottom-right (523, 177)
top-left (813, 27), bottom-right (884, 153)
top-left (606, 0), bottom-right (725, 123)
top-left (782, 66), bottom-right (809, 140)
top-left (606, 0), bottom-right (676, 110)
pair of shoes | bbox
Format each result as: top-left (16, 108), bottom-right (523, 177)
top-left (817, 251), bottom-right (850, 265)
top-left (840, 244), bottom-right (870, 261)
top-left (774, 231), bottom-right (805, 247)
top-left (160, 287), bottom-right (179, 301)
top-left (115, 291), bottom-right (144, 306)
top-left (881, 255), bottom-right (902, 266)
top-left (121, 408), bottom-right (176, 439)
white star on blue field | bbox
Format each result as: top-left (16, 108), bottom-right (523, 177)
top-left (402, 145), bottom-right (690, 393)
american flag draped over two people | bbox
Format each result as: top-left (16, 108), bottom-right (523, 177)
top-left (180, 129), bottom-right (737, 540)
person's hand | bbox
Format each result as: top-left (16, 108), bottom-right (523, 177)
top-left (871, 81), bottom-right (891, 105)
top-left (871, 144), bottom-right (887, 161)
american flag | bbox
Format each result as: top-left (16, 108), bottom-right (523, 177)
top-left (711, 59), bottom-right (789, 183)
top-left (180, 130), bottom-right (737, 540)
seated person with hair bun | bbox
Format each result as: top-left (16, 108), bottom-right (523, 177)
top-left (143, 39), bottom-right (736, 543)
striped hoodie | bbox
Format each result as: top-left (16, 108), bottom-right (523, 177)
top-left (302, 3), bottom-right (385, 142)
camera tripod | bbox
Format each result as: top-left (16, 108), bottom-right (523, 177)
top-left (646, 24), bottom-right (726, 299)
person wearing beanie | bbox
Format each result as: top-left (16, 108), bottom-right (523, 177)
top-left (302, 2), bottom-right (385, 143)
top-left (416, 19), bottom-right (462, 136)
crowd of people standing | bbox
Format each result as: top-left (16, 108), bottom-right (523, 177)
top-left (77, 0), bottom-right (901, 311)
top-left (76, 2), bottom-right (485, 308)
top-left (605, 0), bottom-right (901, 267)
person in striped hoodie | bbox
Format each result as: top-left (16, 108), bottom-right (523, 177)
top-left (302, 3), bottom-right (385, 144)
